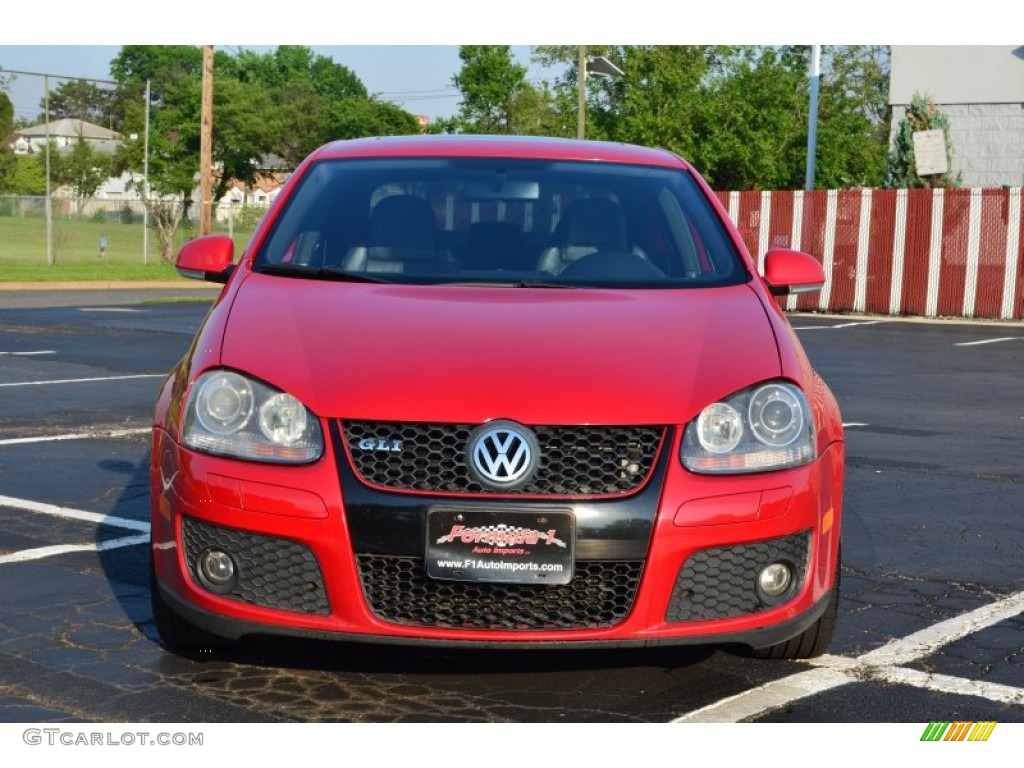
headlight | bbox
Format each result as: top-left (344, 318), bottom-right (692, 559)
top-left (681, 381), bottom-right (815, 474)
top-left (183, 370), bottom-right (324, 464)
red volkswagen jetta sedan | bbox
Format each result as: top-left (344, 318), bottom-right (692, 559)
top-left (151, 135), bottom-right (844, 659)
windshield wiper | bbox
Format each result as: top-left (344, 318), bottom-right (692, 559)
top-left (255, 264), bottom-right (389, 283)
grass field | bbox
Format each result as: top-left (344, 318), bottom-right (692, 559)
top-left (0, 214), bottom-right (258, 282)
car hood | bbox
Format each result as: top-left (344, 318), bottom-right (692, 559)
top-left (220, 273), bottom-right (781, 425)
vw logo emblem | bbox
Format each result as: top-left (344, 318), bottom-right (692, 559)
top-left (466, 420), bottom-right (540, 489)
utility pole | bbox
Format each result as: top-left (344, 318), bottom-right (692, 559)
top-left (576, 46), bottom-right (586, 140)
top-left (200, 45), bottom-right (214, 236)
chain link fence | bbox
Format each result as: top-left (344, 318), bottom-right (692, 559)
top-left (0, 195), bottom-right (269, 266)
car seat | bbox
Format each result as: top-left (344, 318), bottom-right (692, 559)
top-left (536, 197), bottom-right (637, 276)
top-left (342, 195), bottom-right (443, 274)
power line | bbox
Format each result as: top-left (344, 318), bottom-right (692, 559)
top-left (0, 68), bottom-right (117, 86)
top-left (375, 87), bottom-right (459, 96)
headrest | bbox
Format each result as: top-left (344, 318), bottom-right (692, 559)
top-left (369, 195), bottom-right (437, 249)
top-left (560, 198), bottom-right (629, 252)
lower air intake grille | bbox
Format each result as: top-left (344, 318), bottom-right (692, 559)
top-left (666, 531), bottom-right (811, 622)
top-left (357, 555), bottom-right (642, 630)
top-left (182, 517), bottom-right (330, 615)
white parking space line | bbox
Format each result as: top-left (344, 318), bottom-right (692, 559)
top-left (953, 337), bottom-right (1020, 347)
top-left (0, 373), bottom-right (164, 388)
top-left (675, 667), bottom-right (852, 723)
top-left (77, 308), bottom-right (146, 313)
top-left (0, 494), bottom-right (149, 533)
top-left (793, 320), bottom-right (886, 331)
top-left (0, 351), bottom-right (56, 356)
top-left (842, 422), bottom-right (868, 428)
top-left (830, 320), bottom-right (885, 329)
top-left (0, 428), bottom-right (150, 447)
top-left (0, 535), bottom-right (150, 565)
top-left (674, 589), bottom-right (1024, 722)
top-left (870, 666), bottom-right (1024, 707)
top-left (856, 590), bottom-right (1024, 667)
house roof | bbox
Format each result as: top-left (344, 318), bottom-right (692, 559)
top-left (19, 118), bottom-right (120, 141)
top-left (222, 173), bottom-right (289, 195)
top-left (54, 138), bottom-right (121, 156)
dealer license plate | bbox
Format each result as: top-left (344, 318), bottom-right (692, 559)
top-left (426, 507), bottom-right (574, 585)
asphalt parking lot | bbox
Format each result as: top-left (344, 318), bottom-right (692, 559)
top-left (0, 288), bottom-right (1022, 724)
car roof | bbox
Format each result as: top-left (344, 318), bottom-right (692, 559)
top-left (310, 134), bottom-right (692, 170)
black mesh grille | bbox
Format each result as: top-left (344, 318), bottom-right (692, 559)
top-left (357, 555), bottom-right (642, 630)
top-left (343, 422), bottom-right (664, 496)
top-left (182, 517), bottom-right (330, 615)
top-left (666, 531), bottom-right (811, 622)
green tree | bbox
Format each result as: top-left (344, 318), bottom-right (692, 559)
top-left (330, 98), bottom-right (419, 139)
top-left (0, 90), bottom-right (12, 137)
top-left (591, 46), bottom-right (716, 157)
top-left (231, 46), bottom-right (368, 101)
top-left (0, 91), bottom-right (15, 191)
top-left (5, 154), bottom-right (48, 195)
top-left (813, 46), bottom-right (890, 188)
top-left (109, 45), bottom-right (420, 261)
top-left (110, 46), bottom-right (205, 261)
top-left (210, 76), bottom-right (281, 203)
top-left (509, 82), bottom-right (570, 137)
top-left (695, 47), bottom-right (809, 189)
top-left (885, 92), bottom-right (960, 189)
top-left (39, 78), bottom-right (115, 127)
top-left (530, 45), bottom-right (889, 190)
top-left (227, 46), bottom-right (416, 164)
top-left (111, 45), bottom-right (204, 199)
top-left (0, 83), bottom-right (45, 196)
top-left (531, 45), bottom-right (613, 139)
top-left (51, 138), bottom-right (113, 214)
top-left (451, 46), bottom-right (528, 134)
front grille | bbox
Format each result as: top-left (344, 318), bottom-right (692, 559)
top-left (357, 555), bottom-right (642, 630)
top-left (182, 517), bottom-right (330, 615)
top-left (343, 421), bottom-right (664, 496)
top-left (665, 531), bottom-right (811, 622)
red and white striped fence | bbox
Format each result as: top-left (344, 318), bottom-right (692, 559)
top-left (716, 188), bottom-right (1024, 321)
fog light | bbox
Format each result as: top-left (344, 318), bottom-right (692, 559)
top-left (758, 562), bottom-right (793, 599)
top-left (197, 548), bottom-right (236, 592)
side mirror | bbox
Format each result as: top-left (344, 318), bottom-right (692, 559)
top-left (762, 249), bottom-right (825, 296)
top-left (175, 235), bottom-right (235, 284)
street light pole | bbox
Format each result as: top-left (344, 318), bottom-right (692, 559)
top-left (44, 75), bottom-right (53, 267)
top-left (805, 45), bottom-right (822, 191)
top-left (576, 50), bottom-right (624, 140)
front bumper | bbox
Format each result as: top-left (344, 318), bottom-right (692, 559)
top-left (151, 424), bottom-right (843, 649)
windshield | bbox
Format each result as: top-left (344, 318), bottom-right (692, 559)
top-left (254, 157), bottom-right (748, 288)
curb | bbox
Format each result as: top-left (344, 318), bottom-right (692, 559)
top-left (795, 312), bottom-right (1024, 329)
top-left (0, 281), bottom-right (221, 291)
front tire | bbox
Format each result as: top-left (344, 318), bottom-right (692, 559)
top-left (750, 547), bottom-right (840, 660)
top-left (151, 560), bottom-right (231, 653)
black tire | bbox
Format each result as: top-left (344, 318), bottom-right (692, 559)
top-left (750, 546), bottom-right (841, 660)
top-left (150, 562), bottom-right (230, 653)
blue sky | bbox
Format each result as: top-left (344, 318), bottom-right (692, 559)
top-left (0, 3), bottom-right (991, 128)
top-left (0, 45), bottom-right (544, 125)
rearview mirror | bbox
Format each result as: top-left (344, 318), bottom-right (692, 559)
top-left (463, 173), bottom-right (540, 201)
top-left (175, 236), bottom-right (235, 284)
top-left (762, 249), bottom-right (825, 296)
